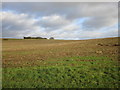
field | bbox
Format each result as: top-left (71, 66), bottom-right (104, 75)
top-left (2, 37), bottom-right (120, 88)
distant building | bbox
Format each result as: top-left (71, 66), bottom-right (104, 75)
top-left (49, 37), bottom-right (54, 39)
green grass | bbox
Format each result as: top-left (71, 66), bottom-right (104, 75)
top-left (46, 56), bottom-right (117, 67)
top-left (3, 65), bottom-right (119, 88)
top-left (3, 56), bottom-right (119, 88)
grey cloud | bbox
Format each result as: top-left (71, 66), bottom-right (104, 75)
top-left (2, 2), bottom-right (117, 19)
top-left (82, 16), bottom-right (117, 30)
top-left (9, 2), bottom-right (116, 31)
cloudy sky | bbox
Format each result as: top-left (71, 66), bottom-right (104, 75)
top-left (1, 2), bottom-right (118, 40)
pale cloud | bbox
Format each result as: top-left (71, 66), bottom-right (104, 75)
top-left (1, 11), bottom-right (42, 37)
top-left (62, 24), bottom-right (80, 31)
top-left (37, 15), bottom-right (70, 30)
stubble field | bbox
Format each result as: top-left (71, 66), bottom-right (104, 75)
top-left (2, 37), bottom-right (120, 88)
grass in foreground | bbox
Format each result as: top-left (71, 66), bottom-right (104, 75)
top-left (3, 56), bottom-right (119, 88)
top-left (3, 66), bottom-right (119, 88)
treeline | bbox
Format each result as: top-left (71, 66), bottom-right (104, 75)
top-left (24, 37), bottom-right (54, 39)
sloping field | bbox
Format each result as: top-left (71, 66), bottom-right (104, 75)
top-left (2, 37), bottom-right (120, 88)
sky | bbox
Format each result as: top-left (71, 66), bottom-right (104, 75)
top-left (1, 2), bottom-right (118, 40)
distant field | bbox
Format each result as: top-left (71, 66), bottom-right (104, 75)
top-left (2, 37), bottom-right (120, 88)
